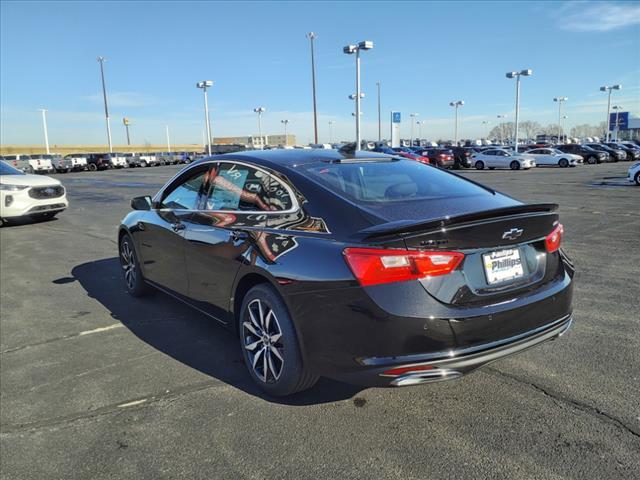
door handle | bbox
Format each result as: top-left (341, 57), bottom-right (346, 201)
top-left (171, 222), bottom-right (185, 232)
top-left (230, 230), bottom-right (249, 242)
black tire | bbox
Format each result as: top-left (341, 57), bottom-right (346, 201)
top-left (239, 284), bottom-right (319, 397)
top-left (474, 160), bottom-right (485, 170)
top-left (586, 156), bottom-right (597, 165)
top-left (510, 160), bottom-right (520, 170)
top-left (26, 165), bottom-right (35, 174)
top-left (558, 158), bottom-right (569, 168)
top-left (87, 163), bottom-right (98, 172)
top-left (635, 172), bottom-right (640, 186)
top-left (119, 234), bottom-right (148, 297)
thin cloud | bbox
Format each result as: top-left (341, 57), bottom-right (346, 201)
top-left (81, 91), bottom-right (155, 108)
top-left (556, 1), bottom-right (640, 32)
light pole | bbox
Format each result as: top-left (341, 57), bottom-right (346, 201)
top-left (97, 56), bottom-right (113, 153)
top-left (409, 113), bottom-right (419, 147)
top-left (196, 80), bottom-right (213, 155)
top-left (281, 119), bottom-right (289, 146)
top-left (449, 101), bottom-right (464, 145)
top-left (123, 118), bottom-right (132, 145)
top-left (328, 120), bottom-right (334, 144)
top-left (376, 81), bottom-right (381, 142)
top-left (482, 120), bottom-right (490, 139)
top-left (506, 69), bottom-right (532, 152)
top-left (165, 125), bottom-right (171, 152)
top-left (600, 85), bottom-right (621, 142)
top-left (307, 32), bottom-right (319, 144)
top-left (553, 97), bottom-right (568, 143)
top-left (497, 114), bottom-right (507, 144)
top-left (612, 105), bottom-right (622, 141)
top-left (562, 115), bottom-right (568, 141)
top-left (343, 40), bottom-right (374, 150)
top-left (39, 109), bottom-right (50, 154)
top-left (416, 121), bottom-right (423, 145)
top-left (254, 107), bottom-right (266, 149)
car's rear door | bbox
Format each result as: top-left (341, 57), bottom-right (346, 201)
top-left (182, 160), bottom-right (293, 321)
top-left (136, 165), bottom-right (210, 296)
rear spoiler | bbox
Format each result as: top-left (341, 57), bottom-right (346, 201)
top-left (359, 203), bottom-right (559, 240)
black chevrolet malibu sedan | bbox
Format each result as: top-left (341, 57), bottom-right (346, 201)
top-left (118, 149), bottom-right (574, 396)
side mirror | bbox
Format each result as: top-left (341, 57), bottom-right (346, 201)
top-left (131, 195), bottom-right (152, 211)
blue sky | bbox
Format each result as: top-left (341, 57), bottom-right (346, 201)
top-left (1, 0), bottom-right (639, 146)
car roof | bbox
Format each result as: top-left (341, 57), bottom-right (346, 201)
top-left (195, 148), bottom-right (394, 173)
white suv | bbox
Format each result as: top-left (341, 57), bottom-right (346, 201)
top-left (628, 162), bottom-right (640, 186)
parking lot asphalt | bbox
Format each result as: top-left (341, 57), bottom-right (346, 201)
top-left (1, 163), bottom-right (638, 480)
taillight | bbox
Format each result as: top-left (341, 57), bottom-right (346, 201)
top-left (545, 223), bottom-right (563, 253)
top-left (417, 156), bottom-right (430, 164)
top-left (343, 248), bottom-right (464, 286)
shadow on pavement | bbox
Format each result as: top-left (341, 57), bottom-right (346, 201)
top-left (66, 257), bottom-right (364, 406)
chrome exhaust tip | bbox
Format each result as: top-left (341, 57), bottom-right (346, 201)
top-left (390, 369), bottom-right (462, 387)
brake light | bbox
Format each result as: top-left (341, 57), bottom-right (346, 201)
top-left (545, 223), bottom-right (563, 253)
top-left (343, 248), bottom-right (464, 286)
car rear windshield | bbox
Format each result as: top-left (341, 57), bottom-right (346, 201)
top-left (302, 159), bottom-right (492, 203)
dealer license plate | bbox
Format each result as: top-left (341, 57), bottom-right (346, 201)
top-left (482, 248), bottom-right (524, 284)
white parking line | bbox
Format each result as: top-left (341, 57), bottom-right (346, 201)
top-left (78, 323), bottom-right (124, 336)
top-left (118, 399), bottom-right (148, 408)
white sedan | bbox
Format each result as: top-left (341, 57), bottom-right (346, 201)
top-left (471, 148), bottom-right (536, 170)
top-left (526, 148), bottom-right (582, 167)
top-left (0, 161), bottom-right (68, 223)
top-left (628, 162), bottom-right (640, 186)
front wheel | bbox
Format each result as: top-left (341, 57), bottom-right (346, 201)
top-left (119, 234), bottom-right (148, 297)
top-left (510, 161), bottom-right (520, 170)
top-left (87, 163), bottom-right (98, 171)
top-left (240, 284), bottom-right (318, 397)
top-left (558, 158), bottom-right (569, 168)
top-left (474, 160), bottom-right (485, 170)
top-left (635, 172), bottom-right (640, 186)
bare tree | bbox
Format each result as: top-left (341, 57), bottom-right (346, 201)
top-left (520, 121), bottom-right (541, 140)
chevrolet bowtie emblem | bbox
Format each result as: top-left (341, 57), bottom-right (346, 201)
top-left (502, 228), bottom-right (524, 240)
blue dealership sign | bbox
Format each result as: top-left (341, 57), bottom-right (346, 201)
top-left (392, 111), bottom-right (401, 123)
top-left (609, 111), bottom-right (629, 130)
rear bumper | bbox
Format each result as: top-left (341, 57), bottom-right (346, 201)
top-left (348, 314), bottom-right (572, 387)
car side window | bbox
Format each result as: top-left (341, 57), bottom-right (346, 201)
top-left (204, 162), bottom-right (293, 212)
top-left (160, 168), bottom-right (208, 210)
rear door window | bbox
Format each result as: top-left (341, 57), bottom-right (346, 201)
top-left (204, 162), bottom-right (293, 212)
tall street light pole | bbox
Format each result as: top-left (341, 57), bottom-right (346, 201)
top-left (416, 121), bottom-right (423, 145)
top-left (196, 80), bottom-right (213, 155)
top-left (97, 56), bottom-right (113, 153)
top-left (497, 114), bottom-right (507, 144)
top-left (449, 100), bottom-right (464, 145)
top-left (123, 118), bottom-right (131, 145)
top-left (254, 107), bottom-right (266, 149)
top-left (553, 97), bottom-right (568, 143)
top-left (343, 40), bottom-right (373, 150)
top-left (376, 81), bottom-right (381, 142)
top-left (165, 125), bottom-right (171, 152)
top-left (281, 119), bottom-right (289, 146)
top-left (562, 115), bottom-right (568, 141)
top-left (506, 69), bottom-right (533, 152)
top-left (600, 85), bottom-right (621, 142)
top-left (39, 108), bottom-right (50, 154)
top-left (328, 120), bottom-right (334, 144)
top-left (409, 113), bottom-right (419, 147)
top-left (307, 32), bottom-right (319, 145)
top-left (482, 120), bottom-right (490, 139)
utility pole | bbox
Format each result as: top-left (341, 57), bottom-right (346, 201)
top-left (376, 81), bottom-right (381, 141)
top-left (97, 56), bottom-right (113, 153)
top-left (39, 109), bottom-right (50, 154)
top-left (307, 32), bottom-right (319, 144)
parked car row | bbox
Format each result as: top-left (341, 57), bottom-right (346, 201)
top-left (0, 151), bottom-right (205, 174)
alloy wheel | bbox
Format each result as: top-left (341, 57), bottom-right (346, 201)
top-left (242, 299), bottom-right (284, 383)
top-left (120, 240), bottom-right (137, 290)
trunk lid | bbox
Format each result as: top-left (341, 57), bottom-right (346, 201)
top-left (361, 203), bottom-right (561, 307)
